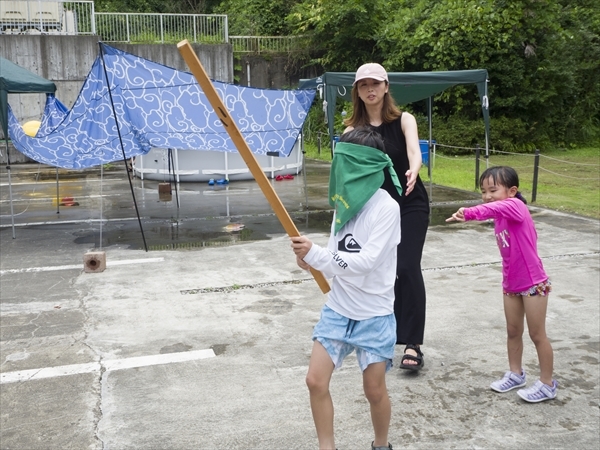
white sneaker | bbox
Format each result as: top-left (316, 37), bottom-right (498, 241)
top-left (490, 370), bottom-right (526, 393)
top-left (517, 380), bottom-right (558, 403)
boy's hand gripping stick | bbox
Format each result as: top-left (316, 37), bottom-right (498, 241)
top-left (177, 40), bottom-right (330, 294)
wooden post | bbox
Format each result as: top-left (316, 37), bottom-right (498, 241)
top-left (532, 149), bottom-right (540, 203)
top-left (475, 143), bottom-right (481, 189)
top-left (177, 40), bottom-right (330, 294)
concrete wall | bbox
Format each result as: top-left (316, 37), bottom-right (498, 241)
top-left (235, 54), bottom-right (320, 89)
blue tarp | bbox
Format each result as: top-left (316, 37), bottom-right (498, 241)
top-left (8, 44), bottom-right (316, 169)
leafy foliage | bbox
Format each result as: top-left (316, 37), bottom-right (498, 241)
top-left (286, 0), bottom-right (387, 71)
top-left (213, 0), bottom-right (297, 35)
top-left (95, 0), bottom-right (600, 149)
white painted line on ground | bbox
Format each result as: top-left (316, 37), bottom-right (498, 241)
top-left (0, 349), bottom-right (216, 384)
top-left (0, 300), bottom-right (81, 315)
top-left (102, 349), bottom-right (216, 372)
top-left (0, 178), bottom-right (123, 187)
top-left (0, 216), bottom-right (143, 228)
top-left (0, 257), bottom-right (165, 275)
top-left (1, 362), bottom-right (101, 384)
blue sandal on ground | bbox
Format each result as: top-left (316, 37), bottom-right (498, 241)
top-left (490, 370), bottom-right (527, 393)
top-left (399, 344), bottom-right (424, 371)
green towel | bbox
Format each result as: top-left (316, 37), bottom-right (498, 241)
top-left (329, 142), bottom-right (402, 234)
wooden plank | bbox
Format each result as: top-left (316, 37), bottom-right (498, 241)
top-left (177, 40), bottom-right (330, 294)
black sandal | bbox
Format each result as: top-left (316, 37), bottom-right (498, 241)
top-left (399, 344), bottom-right (424, 371)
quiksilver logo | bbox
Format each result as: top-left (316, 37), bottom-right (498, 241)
top-left (338, 234), bottom-right (361, 253)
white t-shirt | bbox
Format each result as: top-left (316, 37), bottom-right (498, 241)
top-left (303, 189), bottom-right (401, 320)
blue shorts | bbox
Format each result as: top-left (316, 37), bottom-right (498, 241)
top-left (312, 305), bottom-right (396, 372)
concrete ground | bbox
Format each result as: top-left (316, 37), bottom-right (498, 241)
top-left (1, 160), bottom-right (599, 450)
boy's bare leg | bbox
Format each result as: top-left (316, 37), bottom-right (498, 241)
top-left (363, 361), bottom-right (390, 448)
top-left (306, 341), bottom-right (336, 450)
top-left (523, 295), bottom-right (554, 385)
top-left (503, 294), bottom-right (525, 374)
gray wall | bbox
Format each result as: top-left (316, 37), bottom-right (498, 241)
top-left (236, 54), bottom-right (320, 89)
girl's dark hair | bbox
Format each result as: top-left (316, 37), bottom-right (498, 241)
top-left (343, 82), bottom-right (402, 128)
top-left (479, 166), bottom-right (527, 204)
top-left (339, 127), bottom-right (386, 152)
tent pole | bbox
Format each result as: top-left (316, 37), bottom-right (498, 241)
top-left (5, 137), bottom-right (16, 238)
top-left (99, 42), bottom-right (148, 252)
top-left (99, 162), bottom-right (104, 250)
top-left (484, 79), bottom-right (490, 168)
top-left (301, 131), bottom-right (308, 211)
top-left (168, 148), bottom-right (179, 208)
top-left (174, 148), bottom-right (180, 184)
top-left (56, 167), bottom-right (60, 214)
top-left (428, 96), bottom-right (433, 203)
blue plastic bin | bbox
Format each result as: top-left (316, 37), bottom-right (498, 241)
top-left (419, 139), bottom-right (435, 166)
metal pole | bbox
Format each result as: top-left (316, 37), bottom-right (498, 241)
top-left (532, 149), bottom-right (540, 203)
top-left (317, 131), bottom-right (321, 155)
top-left (475, 143), bottom-right (481, 189)
top-left (56, 167), bottom-right (60, 214)
top-left (168, 148), bottom-right (180, 208)
top-left (427, 96), bottom-right (433, 202)
top-left (99, 162), bottom-right (103, 250)
top-left (302, 131), bottom-right (308, 211)
top-left (6, 165), bottom-right (16, 238)
top-left (5, 137), bottom-right (16, 238)
top-left (99, 42), bottom-right (148, 252)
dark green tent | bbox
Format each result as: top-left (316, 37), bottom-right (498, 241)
top-left (0, 56), bottom-right (56, 238)
top-left (0, 56), bottom-right (56, 141)
top-left (299, 69), bottom-right (490, 158)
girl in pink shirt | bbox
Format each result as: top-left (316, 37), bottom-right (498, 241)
top-left (447, 166), bottom-right (557, 403)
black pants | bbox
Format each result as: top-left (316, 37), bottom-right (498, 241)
top-left (394, 209), bottom-right (429, 345)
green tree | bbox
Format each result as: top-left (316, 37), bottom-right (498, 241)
top-left (378, 0), bottom-right (599, 147)
top-left (94, 0), bottom-right (221, 14)
top-left (214, 0), bottom-right (297, 35)
top-left (286, 0), bottom-right (388, 71)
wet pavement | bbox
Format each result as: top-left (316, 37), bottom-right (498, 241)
top-left (0, 159), bottom-right (599, 449)
top-left (0, 160), bottom-right (479, 250)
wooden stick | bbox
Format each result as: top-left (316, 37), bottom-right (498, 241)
top-left (177, 40), bottom-right (330, 294)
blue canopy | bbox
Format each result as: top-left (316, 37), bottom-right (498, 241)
top-left (8, 44), bottom-right (316, 169)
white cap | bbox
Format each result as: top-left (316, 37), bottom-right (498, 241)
top-left (353, 63), bottom-right (388, 85)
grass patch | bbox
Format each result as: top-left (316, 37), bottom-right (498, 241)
top-left (305, 142), bottom-right (600, 219)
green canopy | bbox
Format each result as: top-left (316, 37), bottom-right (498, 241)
top-left (299, 69), bottom-right (490, 153)
top-left (0, 56), bottom-right (56, 139)
top-left (1, 57), bottom-right (56, 239)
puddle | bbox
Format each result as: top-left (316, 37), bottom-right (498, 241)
top-left (73, 217), bottom-right (270, 250)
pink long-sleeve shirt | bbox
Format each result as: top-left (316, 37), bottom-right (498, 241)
top-left (463, 197), bottom-right (548, 293)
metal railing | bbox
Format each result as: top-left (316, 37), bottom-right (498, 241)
top-left (95, 12), bottom-right (228, 44)
top-left (230, 35), bottom-right (304, 54)
top-left (0, 3), bottom-right (302, 54)
top-left (0, 0), bottom-right (95, 35)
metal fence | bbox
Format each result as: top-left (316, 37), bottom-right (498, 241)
top-left (0, 2), bottom-right (302, 54)
top-left (95, 13), bottom-right (228, 44)
top-left (230, 36), bottom-right (304, 54)
top-left (0, 0), bottom-right (95, 35)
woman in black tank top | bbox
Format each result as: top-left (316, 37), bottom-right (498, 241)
top-left (343, 63), bottom-right (429, 372)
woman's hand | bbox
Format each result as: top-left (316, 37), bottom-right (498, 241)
top-left (401, 112), bottom-right (422, 196)
top-left (446, 207), bottom-right (466, 222)
top-left (405, 169), bottom-right (417, 195)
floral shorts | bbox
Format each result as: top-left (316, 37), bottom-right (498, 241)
top-left (504, 279), bottom-right (552, 297)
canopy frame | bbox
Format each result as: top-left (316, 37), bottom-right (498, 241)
top-left (0, 57), bottom-right (56, 238)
